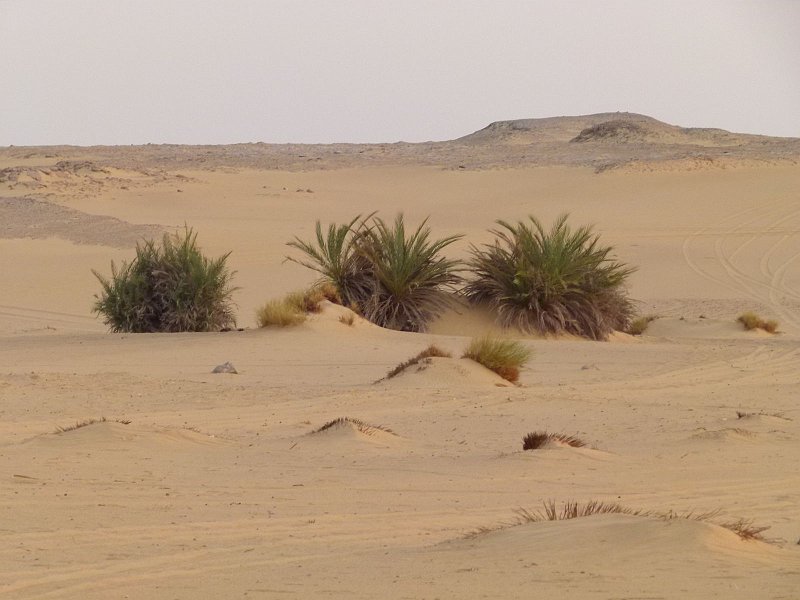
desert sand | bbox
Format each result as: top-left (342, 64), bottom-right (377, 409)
top-left (1, 113), bottom-right (799, 598)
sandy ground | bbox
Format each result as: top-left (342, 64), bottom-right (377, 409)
top-left (1, 115), bottom-right (799, 598)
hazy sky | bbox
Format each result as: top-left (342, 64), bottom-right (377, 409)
top-left (2, 0), bottom-right (798, 145)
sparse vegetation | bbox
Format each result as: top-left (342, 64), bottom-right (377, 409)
top-left (54, 417), bottom-right (131, 433)
top-left (737, 311), bottom-right (778, 333)
top-left (287, 214), bottom-right (463, 332)
top-left (255, 297), bottom-right (306, 327)
top-left (311, 417), bottom-right (394, 436)
top-left (339, 313), bottom-right (355, 326)
top-left (382, 344), bottom-right (453, 380)
top-left (522, 431), bottom-right (586, 450)
top-left (462, 335), bottom-right (531, 383)
top-left (626, 314), bottom-right (657, 335)
top-left (736, 410), bottom-right (790, 421)
top-left (284, 283), bottom-right (341, 314)
top-left (92, 227), bottom-right (237, 332)
top-left (464, 214), bottom-right (635, 340)
top-left (570, 120), bottom-right (647, 143)
top-left (468, 500), bottom-right (770, 542)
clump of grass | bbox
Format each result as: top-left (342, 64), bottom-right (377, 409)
top-left (381, 344), bottom-right (453, 381)
top-left (255, 297), bottom-right (306, 327)
top-left (737, 311), bottom-right (778, 333)
top-left (522, 431), bottom-right (586, 450)
top-left (721, 518), bottom-right (771, 541)
top-left (287, 213), bottom-right (463, 332)
top-left (339, 313), bottom-right (356, 326)
top-left (626, 314), bottom-right (657, 335)
top-left (467, 500), bottom-right (770, 542)
top-left (464, 214), bottom-right (635, 340)
top-left (311, 417), bottom-right (394, 436)
top-left (462, 335), bottom-right (531, 383)
top-left (92, 227), bottom-right (238, 332)
top-left (54, 417), bottom-right (131, 433)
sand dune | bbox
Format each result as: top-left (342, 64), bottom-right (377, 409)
top-left (1, 115), bottom-right (799, 598)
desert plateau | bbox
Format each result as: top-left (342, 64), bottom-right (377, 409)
top-left (2, 113), bottom-right (800, 598)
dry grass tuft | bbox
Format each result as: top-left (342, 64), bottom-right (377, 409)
top-left (522, 431), bottom-right (586, 450)
top-left (462, 336), bottom-right (531, 383)
top-left (339, 313), bottom-right (356, 326)
top-left (626, 314), bottom-right (657, 335)
top-left (255, 297), bottom-right (306, 327)
top-left (311, 417), bottom-right (394, 436)
top-left (466, 500), bottom-right (769, 542)
top-left (721, 518), bottom-right (771, 541)
top-left (737, 311), bottom-right (778, 333)
top-left (380, 344), bottom-right (453, 381)
top-left (285, 283), bottom-right (343, 314)
top-left (54, 417), bottom-right (131, 433)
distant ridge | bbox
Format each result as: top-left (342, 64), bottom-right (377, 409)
top-left (2, 112), bottom-right (798, 172)
top-left (458, 112), bottom-right (786, 146)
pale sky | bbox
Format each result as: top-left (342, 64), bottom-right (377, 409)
top-left (2, 0), bottom-right (798, 146)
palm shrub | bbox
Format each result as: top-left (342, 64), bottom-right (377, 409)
top-left (286, 215), bottom-right (375, 308)
top-left (464, 214), bottom-right (635, 340)
top-left (287, 214), bottom-right (462, 332)
top-left (93, 227), bottom-right (237, 332)
top-left (357, 215), bottom-right (463, 331)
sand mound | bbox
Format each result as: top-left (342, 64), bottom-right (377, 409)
top-left (733, 412), bottom-right (793, 426)
top-left (644, 317), bottom-right (774, 339)
top-left (378, 356), bottom-right (515, 388)
top-left (0, 196), bottom-right (162, 247)
top-left (689, 427), bottom-right (759, 443)
top-left (449, 513), bottom-right (782, 566)
top-left (300, 417), bottom-right (401, 451)
top-left (27, 420), bottom-right (224, 449)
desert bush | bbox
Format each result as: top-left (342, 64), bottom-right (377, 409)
top-left (339, 313), bottom-right (355, 326)
top-left (93, 227), bottom-right (237, 332)
top-left (462, 335), bottom-right (531, 383)
top-left (356, 215), bottom-right (463, 331)
top-left (626, 314), bottom-right (657, 335)
top-left (464, 214), bottom-right (635, 340)
top-left (287, 214), bottom-right (463, 332)
top-left (255, 297), bottom-right (306, 327)
top-left (737, 311), bottom-right (778, 333)
top-left (382, 344), bottom-right (453, 380)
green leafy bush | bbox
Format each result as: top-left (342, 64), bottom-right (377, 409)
top-left (92, 228), bottom-right (237, 332)
top-left (464, 214), bottom-right (635, 340)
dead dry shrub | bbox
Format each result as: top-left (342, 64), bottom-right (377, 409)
top-left (522, 431), bottom-right (586, 450)
top-left (737, 311), bottom-right (778, 333)
top-left (626, 314), bottom-right (657, 335)
top-left (255, 297), bottom-right (306, 327)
